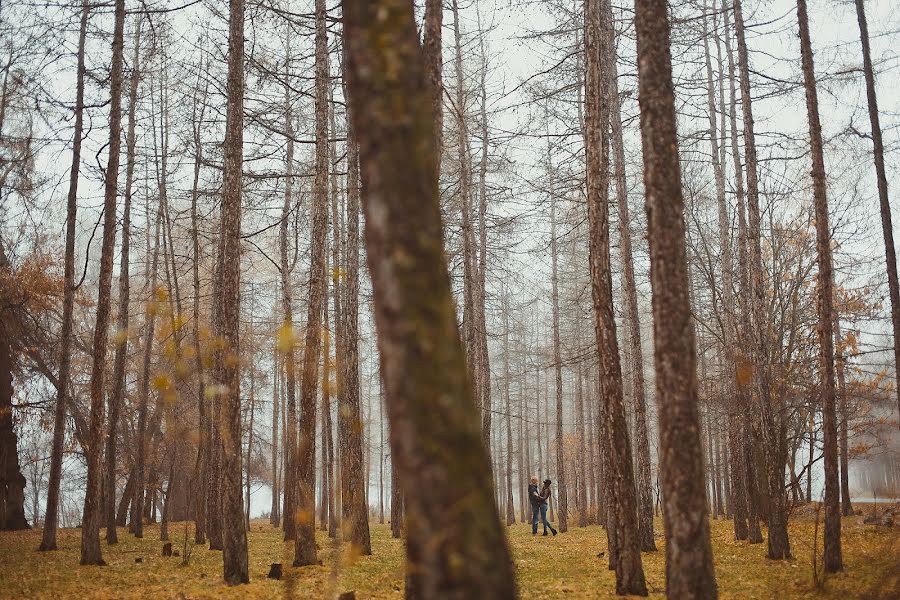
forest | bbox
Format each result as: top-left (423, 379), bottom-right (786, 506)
top-left (0, 0), bottom-right (898, 597)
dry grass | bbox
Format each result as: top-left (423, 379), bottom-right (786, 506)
top-left (0, 512), bottom-right (897, 598)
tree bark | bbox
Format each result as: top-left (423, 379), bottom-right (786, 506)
top-left (721, 0), bottom-right (761, 543)
top-left (796, 0), bottom-right (841, 572)
top-left (423, 0), bottom-right (442, 173)
top-left (81, 0), bottom-right (127, 564)
top-left (342, 1), bottom-right (516, 596)
top-left (503, 294), bottom-right (515, 526)
top-left (292, 0), bottom-right (328, 566)
top-left (734, 0), bottom-right (790, 559)
top-left (279, 38), bottom-right (298, 542)
top-left (219, 0), bottom-right (249, 581)
top-left (633, 0), bottom-right (718, 595)
top-left (602, 0), bottom-right (655, 551)
top-left (341, 125), bottom-right (371, 553)
top-left (851, 0), bottom-right (900, 426)
top-left (585, 0), bottom-right (647, 592)
top-left (39, 0), bottom-right (88, 551)
top-left (105, 16), bottom-right (142, 546)
top-left (548, 140), bottom-right (568, 535)
top-left (190, 41), bottom-right (209, 546)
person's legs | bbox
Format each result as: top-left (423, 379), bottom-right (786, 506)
top-left (531, 504), bottom-right (539, 534)
top-left (541, 503), bottom-right (557, 536)
top-left (540, 503), bottom-right (549, 535)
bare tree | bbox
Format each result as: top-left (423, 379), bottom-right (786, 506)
top-left (796, 0), bottom-right (841, 573)
top-left (734, 0), bottom-right (790, 560)
top-left (293, 0), bottom-right (329, 567)
top-left (853, 0), bottom-right (900, 424)
top-left (80, 0), bottom-right (127, 565)
top-left (39, 0), bottom-right (88, 553)
top-left (218, 0), bottom-right (249, 581)
top-left (633, 0), bottom-right (718, 595)
top-left (105, 16), bottom-right (142, 546)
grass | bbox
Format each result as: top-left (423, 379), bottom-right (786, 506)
top-left (0, 512), bottom-right (897, 598)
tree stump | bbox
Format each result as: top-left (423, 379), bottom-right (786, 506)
top-left (267, 563), bottom-right (282, 580)
top-left (162, 542), bottom-right (172, 557)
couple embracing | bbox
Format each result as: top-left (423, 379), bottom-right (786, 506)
top-left (528, 476), bottom-right (558, 536)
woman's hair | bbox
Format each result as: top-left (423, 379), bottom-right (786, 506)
top-left (543, 479), bottom-right (552, 486)
top-left (530, 476), bottom-right (539, 484)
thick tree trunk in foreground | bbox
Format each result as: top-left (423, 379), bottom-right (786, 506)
top-left (293, 0), bottom-right (328, 567)
top-left (633, 0), bottom-right (718, 596)
top-left (39, 0), bottom-right (88, 551)
top-left (734, 0), bottom-right (790, 559)
top-left (342, 1), bottom-right (516, 596)
top-left (219, 0), bottom-right (249, 582)
top-left (853, 0), bottom-right (900, 425)
top-left (585, 0), bottom-right (647, 593)
top-left (105, 17), bottom-right (141, 546)
top-left (796, 0), bottom-right (841, 573)
top-left (81, 0), bottom-right (127, 565)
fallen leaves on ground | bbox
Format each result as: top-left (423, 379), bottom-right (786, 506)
top-left (0, 513), bottom-right (896, 598)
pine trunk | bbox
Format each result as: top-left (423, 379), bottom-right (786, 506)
top-left (342, 2), bottom-right (517, 595)
top-left (796, 0), bottom-right (841, 572)
top-left (81, 0), bottom-right (126, 563)
top-left (219, 0), bottom-right (249, 581)
top-left (293, 0), bottom-right (328, 566)
top-left (634, 0), bottom-right (718, 595)
top-left (39, 0), bottom-right (88, 550)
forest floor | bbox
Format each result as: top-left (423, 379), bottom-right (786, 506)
top-left (0, 510), bottom-right (897, 599)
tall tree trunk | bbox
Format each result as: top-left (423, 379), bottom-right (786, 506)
top-left (319, 270), bottom-right (336, 531)
top-left (796, 0), bottom-right (841, 572)
top-left (548, 141), bottom-right (569, 535)
top-left (853, 0), bottom-right (900, 425)
top-left (279, 38), bottom-right (298, 542)
top-left (475, 7), bottom-right (492, 454)
top-left (341, 126), bottom-right (372, 553)
top-left (734, 0), bottom-right (790, 559)
top-left (603, 0), bottom-right (655, 551)
top-left (39, 0), bottom-right (88, 551)
top-left (271, 343), bottom-right (280, 526)
top-left (633, 0), bottom-right (718, 595)
top-left (134, 200), bottom-right (162, 541)
top-left (379, 379), bottom-right (385, 524)
top-left (190, 42), bottom-right (209, 546)
top-left (342, 2), bottom-right (517, 596)
top-left (293, 0), bottom-right (328, 566)
top-left (81, 0), bottom-right (127, 564)
top-left (703, 0), bottom-right (747, 541)
top-left (390, 450), bottom-right (402, 539)
top-left (575, 362), bottom-right (587, 528)
top-left (451, 0), bottom-right (485, 455)
top-left (105, 16), bottom-right (141, 546)
top-left (246, 363), bottom-right (256, 532)
top-left (423, 0), bottom-right (442, 173)
top-left (585, 0), bottom-right (646, 592)
top-left (503, 294), bottom-right (515, 526)
top-left (722, 0), bottom-right (762, 544)
top-left (219, 0), bottom-right (249, 581)
top-left (0, 244), bottom-right (28, 532)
